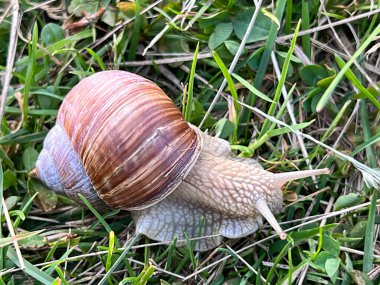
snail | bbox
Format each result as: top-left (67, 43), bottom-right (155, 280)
top-left (34, 70), bottom-right (329, 251)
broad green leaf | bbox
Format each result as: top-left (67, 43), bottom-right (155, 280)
top-left (299, 65), bottom-right (328, 86)
top-left (198, 11), bottom-right (230, 29)
top-left (247, 46), bottom-right (264, 70)
top-left (27, 178), bottom-right (58, 211)
top-left (224, 40), bottom-right (240, 55)
top-left (67, 0), bottom-right (105, 16)
top-left (313, 251), bottom-right (335, 270)
top-left (23, 147), bottom-right (39, 171)
top-left (3, 169), bottom-right (17, 190)
top-left (349, 221), bottom-right (366, 247)
top-left (317, 76), bottom-right (335, 88)
top-left (322, 233), bottom-right (340, 256)
top-left (325, 258), bottom-right (340, 283)
top-left (233, 8), bottom-right (271, 43)
top-left (41, 23), bottom-right (64, 46)
top-left (208, 22), bottom-right (233, 50)
top-left (334, 193), bottom-right (364, 210)
top-left (214, 118), bottom-right (234, 139)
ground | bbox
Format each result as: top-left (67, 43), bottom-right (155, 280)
top-left (0, 0), bottom-right (379, 284)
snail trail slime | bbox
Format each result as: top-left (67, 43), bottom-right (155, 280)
top-left (34, 70), bottom-right (329, 251)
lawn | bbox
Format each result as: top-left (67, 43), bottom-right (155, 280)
top-left (0, 0), bottom-right (380, 284)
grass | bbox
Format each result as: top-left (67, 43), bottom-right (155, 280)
top-left (1, 0), bottom-right (380, 284)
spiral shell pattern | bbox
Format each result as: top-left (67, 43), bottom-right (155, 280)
top-left (51, 71), bottom-right (201, 210)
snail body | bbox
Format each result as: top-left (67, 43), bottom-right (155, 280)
top-left (35, 71), bottom-right (329, 251)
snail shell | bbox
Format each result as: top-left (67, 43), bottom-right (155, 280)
top-left (35, 70), bottom-right (329, 251)
top-left (36, 71), bottom-right (201, 210)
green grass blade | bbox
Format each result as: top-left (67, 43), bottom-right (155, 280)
top-left (265, 239), bottom-right (291, 284)
top-left (13, 193), bottom-right (38, 229)
top-left (106, 231), bottom-right (115, 285)
top-left (6, 247), bottom-right (55, 284)
top-left (98, 234), bottom-right (140, 285)
top-left (128, 0), bottom-right (141, 61)
top-left (248, 83), bottom-right (295, 150)
top-left (359, 101), bottom-right (377, 168)
top-left (360, 99), bottom-right (378, 273)
top-left (335, 55), bottom-right (380, 110)
top-left (285, 0), bottom-right (292, 34)
top-left (5, 106), bottom-right (58, 116)
top-left (250, 120), bottom-right (313, 150)
top-left (0, 160), bottom-right (3, 270)
top-left (212, 51), bottom-right (240, 113)
top-left (0, 131), bottom-right (47, 145)
top-left (352, 132), bottom-right (380, 155)
top-left (16, 31), bottom-right (93, 67)
top-left (252, 0), bottom-right (286, 91)
top-left (54, 267), bottom-right (68, 285)
top-left (301, 1), bottom-right (311, 59)
top-left (184, 42), bottom-right (199, 121)
top-left (363, 191), bottom-right (378, 274)
top-left (316, 23), bottom-right (380, 112)
top-left (260, 20), bottom-right (301, 135)
top-left (85, 48), bottom-right (106, 71)
top-left (137, 264), bottom-right (156, 285)
top-left (78, 194), bottom-right (120, 248)
top-left (31, 91), bottom-right (64, 101)
top-left (44, 236), bottom-right (61, 263)
top-left (311, 100), bottom-right (351, 158)
top-left (232, 73), bottom-right (273, 102)
top-left (23, 22), bottom-right (38, 127)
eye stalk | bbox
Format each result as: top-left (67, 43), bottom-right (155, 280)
top-left (272, 168), bottom-right (330, 189)
top-left (254, 168), bottom-right (330, 240)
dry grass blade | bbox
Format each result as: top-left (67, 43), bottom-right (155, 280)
top-left (1, 197), bottom-right (25, 270)
top-left (277, 8), bottom-right (380, 42)
top-left (0, 0), bottom-right (20, 120)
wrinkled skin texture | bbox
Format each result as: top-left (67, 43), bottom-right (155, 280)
top-left (132, 132), bottom-right (283, 251)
